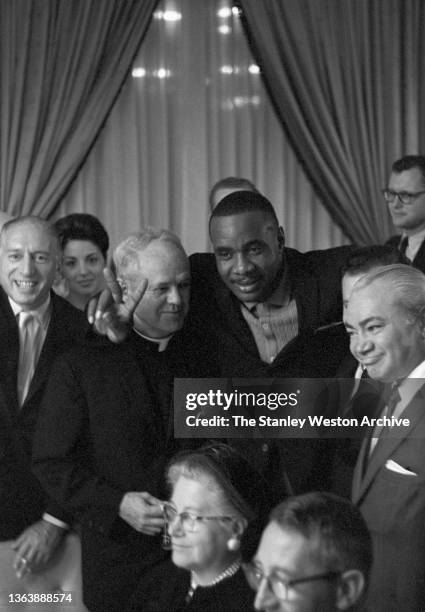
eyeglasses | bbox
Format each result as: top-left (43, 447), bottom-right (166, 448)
top-left (382, 189), bottom-right (425, 205)
top-left (243, 562), bottom-right (340, 601)
top-left (163, 503), bottom-right (235, 533)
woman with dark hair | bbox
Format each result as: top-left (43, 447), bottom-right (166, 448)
top-left (129, 443), bottom-right (272, 611)
top-left (54, 213), bottom-right (109, 310)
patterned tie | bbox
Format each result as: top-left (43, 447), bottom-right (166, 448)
top-left (17, 312), bottom-right (39, 406)
top-left (367, 381), bottom-right (401, 457)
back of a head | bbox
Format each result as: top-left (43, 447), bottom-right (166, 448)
top-left (210, 190), bottom-right (279, 230)
top-left (209, 177), bottom-right (259, 210)
top-left (54, 213), bottom-right (109, 259)
top-left (270, 491), bottom-right (372, 589)
top-left (342, 244), bottom-right (408, 278)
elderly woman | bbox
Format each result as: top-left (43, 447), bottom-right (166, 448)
top-left (129, 443), bottom-right (272, 611)
top-left (53, 213), bottom-right (109, 310)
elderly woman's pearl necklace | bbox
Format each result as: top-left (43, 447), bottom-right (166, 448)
top-left (186, 559), bottom-right (241, 602)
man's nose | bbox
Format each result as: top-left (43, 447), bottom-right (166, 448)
top-left (233, 252), bottom-right (254, 274)
top-left (351, 333), bottom-right (373, 355)
top-left (167, 286), bottom-right (182, 306)
top-left (21, 253), bottom-right (35, 276)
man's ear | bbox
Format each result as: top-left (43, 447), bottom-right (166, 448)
top-left (278, 227), bottom-right (285, 250)
top-left (336, 569), bottom-right (365, 610)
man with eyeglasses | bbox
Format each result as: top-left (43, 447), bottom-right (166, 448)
top-left (384, 155), bottom-right (425, 271)
top-left (244, 492), bottom-right (371, 612)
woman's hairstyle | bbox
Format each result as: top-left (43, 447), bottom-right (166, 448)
top-left (167, 443), bottom-right (273, 558)
top-left (54, 213), bottom-right (109, 259)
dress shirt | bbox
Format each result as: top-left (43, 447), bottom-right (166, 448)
top-left (240, 270), bottom-right (298, 363)
top-left (10, 297), bottom-right (51, 405)
top-left (10, 296), bottom-right (68, 529)
top-left (401, 229), bottom-right (425, 262)
top-left (369, 359), bottom-right (425, 454)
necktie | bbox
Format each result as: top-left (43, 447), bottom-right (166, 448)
top-left (399, 236), bottom-right (411, 263)
top-left (17, 312), bottom-right (40, 406)
top-left (367, 382), bottom-right (401, 457)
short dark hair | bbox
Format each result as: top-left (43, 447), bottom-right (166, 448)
top-left (342, 244), bottom-right (407, 277)
top-left (54, 213), bottom-right (109, 260)
top-left (209, 177), bottom-right (259, 209)
top-left (209, 190), bottom-right (279, 235)
top-left (269, 492), bottom-right (372, 585)
top-left (392, 155), bottom-right (425, 185)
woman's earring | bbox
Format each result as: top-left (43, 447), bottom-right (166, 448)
top-left (227, 536), bottom-right (240, 552)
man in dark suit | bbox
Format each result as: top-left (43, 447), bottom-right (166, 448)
top-left (188, 191), bottom-right (352, 494)
top-left (33, 229), bottom-right (208, 612)
top-left (345, 264), bottom-right (425, 611)
top-left (0, 216), bottom-right (88, 579)
top-left (384, 155), bottom-right (425, 272)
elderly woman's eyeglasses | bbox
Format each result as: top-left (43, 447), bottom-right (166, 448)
top-left (162, 503), bottom-right (236, 533)
top-left (243, 562), bottom-right (340, 601)
top-left (382, 189), bottom-right (425, 205)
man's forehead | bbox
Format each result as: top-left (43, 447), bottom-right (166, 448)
top-left (256, 522), bottom-right (318, 571)
top-left (2, 222), bottom-right (55, 250)
top-left (137, 242), bottom-right (189, 278)
top-left (210, 211), bottom-right (276, 240)
top-left (389, 168), bottom-right (424, 189)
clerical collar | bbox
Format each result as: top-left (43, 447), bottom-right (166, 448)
top-left (9, 295), bottom-right (51, 329)
top-left (132, 327), bottom-right (172, 352)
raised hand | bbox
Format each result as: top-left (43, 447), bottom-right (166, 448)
top-left (119, 491), bottom-right (165, 535)
top-left (87, 267), bottom-right (147, 343)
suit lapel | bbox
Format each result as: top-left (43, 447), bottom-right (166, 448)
top-left (0, 289), bottom-right (20, 410)
top-left (413, 238), bottom-right (425, 273)
top-left (353, 387), bottom-right (425, 504)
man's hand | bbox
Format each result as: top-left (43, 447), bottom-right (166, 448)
top-left (87, 268), bottom-right (147, 343)
top-left (12, 520), bottom-right (66, 578)
top-left (119, 492), bottom-right (164, 535)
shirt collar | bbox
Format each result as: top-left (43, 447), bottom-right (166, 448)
top-left (10, 295), bottom-right (51, 330)
top-left (397, 359), bottom-right (425, 408)
top-left (403, 228), bottom-right (425, 247)
top-left (132, 327), bottom-right (172, 352)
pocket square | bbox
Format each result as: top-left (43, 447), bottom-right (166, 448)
top-left (385, 459), bottom-right (417, 476)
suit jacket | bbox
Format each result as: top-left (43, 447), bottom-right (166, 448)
top-left (0, 288), bottom-right (88, 540)
top-left (189, 246), bottom-right (352, 377)
top-left (32, 330), bottom-right (209, 612)
top-left (352, 385), bottom-right (425, 612)
top-left (386, 234), bottom-right (425, 272)
top-left (188, 247), bottom-right (352, 496)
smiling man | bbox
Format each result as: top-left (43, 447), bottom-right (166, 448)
top-left (188, 191), bottom-right (352, 497)
top-left (33, 228), bottom-right (212, 612)
top-left (0, 216), bottom-right (89, 583)
top-left (344, 264), bottom-right (425, 611)
top-left (385, 155), bottom-right (425, 271)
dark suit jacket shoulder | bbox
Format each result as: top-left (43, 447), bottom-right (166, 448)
top-left (0, 288), bottom-right (89, 538)
top-left (189, 246), bottom-right (352, 377)
top-left (352, 385), bottom-right (425, 611)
